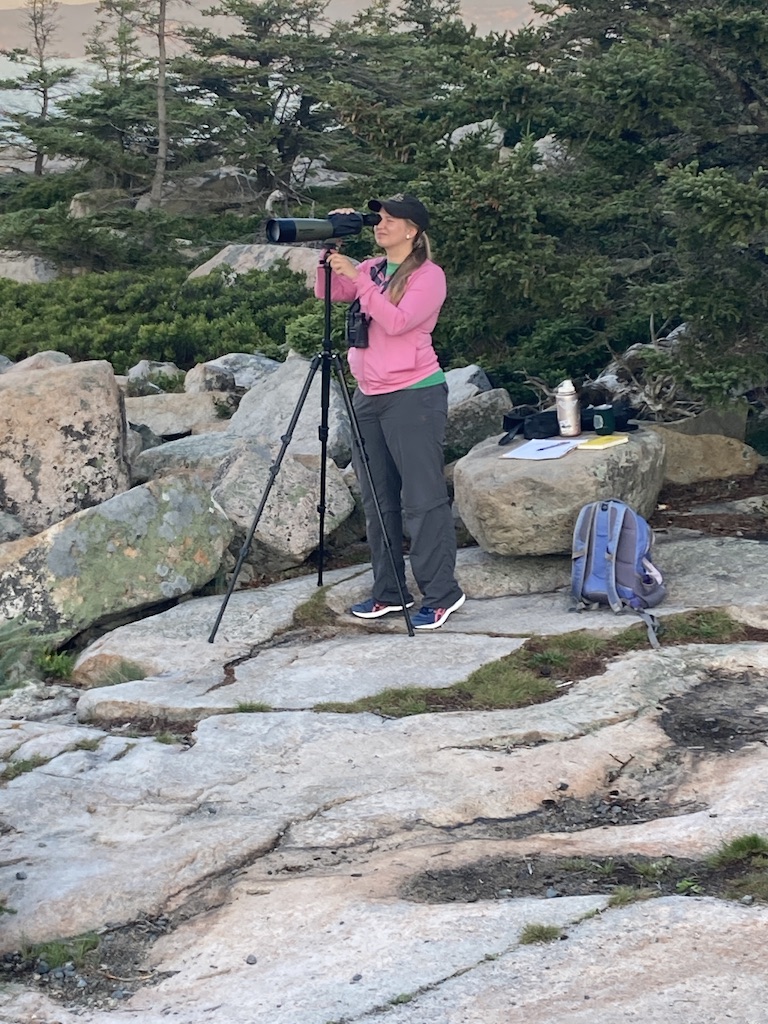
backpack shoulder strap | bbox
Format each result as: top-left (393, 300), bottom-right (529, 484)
top-left (604, 500), bottom-right (627, 614)
top-left (570, 501), bottom-right (598, 609)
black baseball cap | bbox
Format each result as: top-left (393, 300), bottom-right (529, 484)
top-left (368, 194), bottom-right (430, 231)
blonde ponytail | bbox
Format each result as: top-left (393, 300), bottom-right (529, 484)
top-left (388, 226), bottom-right (431, 305)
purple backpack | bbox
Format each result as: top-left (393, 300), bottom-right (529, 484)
top-left (571, 500), bottom-right (666, 647)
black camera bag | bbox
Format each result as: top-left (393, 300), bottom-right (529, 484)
top-left (499, 409), bottom-right (559, 444)
top-left (523, 410), bottom-right (559, 439)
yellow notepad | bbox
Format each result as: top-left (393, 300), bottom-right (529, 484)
top-left (576, 433), bottom-right (630, 450)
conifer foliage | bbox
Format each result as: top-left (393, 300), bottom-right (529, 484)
top-left (0, 0), bottom-right (766, 407)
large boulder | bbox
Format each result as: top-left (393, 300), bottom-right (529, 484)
top-left (3, 350), bottom-right (71, 374)
top-left (184, 363), bottom-right (237, 394)
top-left (445, 388), bottom-right (513, 459)
top-left (453, 429), bottom-right (666, 556)
top-left (125, 391), bottom-right (238, 438)
top-left (68, 189), bottom-right (134, 219)
top-left (290, 155), bottom-right (353, 188)
top-left (226, 353), bottom-right (353, 466)
top-left (446, 119), bottom-right (504, 150)
top-left (0, 359), bottom-right (130, 534)
top-left (445, 364), bottom-right (493, 406)
top-left (211, 439), bottom-right (356, 573)
top-left (0, 476), bottom-right (233, 639)
top-left (127, 359), bottom-right (182, 385)
top-left (185, 352), bottom-right (281, 392)
top-left (656, 403), bottom-right (749, 441)
top-left (134, 167), bottom-right (264, 215)
top-left (189, 243), bottom-right (319, 289)
top-left (131, 433), bottom-right (241, 484)
top-left (642, 429), bottom-right (762, 484)
top-left (0, 250), bottom-right (58, 283)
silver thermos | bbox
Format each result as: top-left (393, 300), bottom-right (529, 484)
top-left (555, 379), bottom-right (581, 437)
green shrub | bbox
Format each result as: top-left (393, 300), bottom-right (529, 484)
top-left (37, 651), bottom-right (75, 680)
top-left (0, 170), bottom-right (90, 214)
top-left (0, 619), bottom-right (68, 694)
top-left (0, 264), bottom-right (313, 372)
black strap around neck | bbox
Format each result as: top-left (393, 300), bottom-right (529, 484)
top-left (370, 259), bottom-right (390, 291)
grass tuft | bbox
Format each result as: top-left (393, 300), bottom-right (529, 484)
top-left (74, 738), bottom-right (101, 752)
top-left (389, 993), bottom-right (415, 1005)
top-left (519, 923), bottom-right (562, 945)
top-left (630, 857), bottom-right (675, 881)
top-left (23, 933), bottom-right (99, 969)
top-left (292, 587), bottom-right (337, 628)
top-left (657, 609), bottom-right (752, 644)
top-left (37, 650), bottom-right (75, 680)
top-left (0, 618), bottom-right (69, 695)
top-left (315, 668), bottom-right (556, 718)
top-left (154, 732), bottom-right (184, 745)
top-left (527, 649), bottom-right (569, 670)
top-left (316, 686), bottom-right (429, 716)
top-left (575, 907), bottom-right (602, 922)
top-left (708, 834), bottom-right (768, 868)
top-left (708, 836), bottom-right (768, 901)
top-left (675, 876), bottom-right (703, 895)
top-left (89, 659), bottom-right (147, 687)
top-left (724, 870), bottom-right (768, 903)
top-left (608, 885), bottom-right (656, 907)
top-left (560, 857), bottom-right (592, 872)
top-left (590, 858), bottom-right (617, 878)
top-left (1, 755), bottom-right (48, 782)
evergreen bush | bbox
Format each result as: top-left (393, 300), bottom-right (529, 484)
top-left (0, 265), bottom-right (316, 372)
top-left (0, 0), bottom-right (765, 410)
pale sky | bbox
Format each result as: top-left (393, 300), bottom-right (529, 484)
top-left (0, 0), bottom-right (95, 6)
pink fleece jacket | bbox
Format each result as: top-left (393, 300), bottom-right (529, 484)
top-left (315, 256), bottom-right (447, 395)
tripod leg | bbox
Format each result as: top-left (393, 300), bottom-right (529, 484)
top-left (208, 354), bottom-right (321, 643)
top-left (331, 354), bottom-right (415, 637)
top-left (315, 349), bottom-right (332, 586)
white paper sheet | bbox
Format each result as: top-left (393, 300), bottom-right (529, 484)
top-left (500, 438), bottom-right (584, 460)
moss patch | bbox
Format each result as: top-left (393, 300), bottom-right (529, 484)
top-left (314, 610), bottom-right (768, 718)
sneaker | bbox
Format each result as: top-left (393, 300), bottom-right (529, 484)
top-left (411, 593), bottom-right (466, 630)
top-left (350, 597), bottom-right (414, 619)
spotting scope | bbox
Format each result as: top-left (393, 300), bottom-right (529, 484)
top-left (265, 211), bottom-right (381, 244)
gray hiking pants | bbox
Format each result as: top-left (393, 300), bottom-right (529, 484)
top-left (351, 384), bottom-right (462, 610)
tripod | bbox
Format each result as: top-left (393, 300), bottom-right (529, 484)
top-left (208, 248), bottom-right (415, 642)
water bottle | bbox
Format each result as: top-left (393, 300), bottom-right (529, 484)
top-left (555, 379), bottom-right (581, 437)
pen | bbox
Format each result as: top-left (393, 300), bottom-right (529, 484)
top-left (536, 441), bottom-right (571, 450)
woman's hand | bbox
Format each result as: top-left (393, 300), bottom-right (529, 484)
top-left (326, 251), bottom-right (359, 280)
top-left (324, 209), bottom-right (360, 277)
top-left (326, 208), bottom-right (358, 251)
top-left (325, 210), bottom-right (360, 271)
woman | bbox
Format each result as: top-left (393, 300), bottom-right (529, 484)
top-left (315, 193), bottom-right (465, 630)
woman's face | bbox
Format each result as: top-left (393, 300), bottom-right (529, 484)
top-left (373, 211), bottom-right (415, 251)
